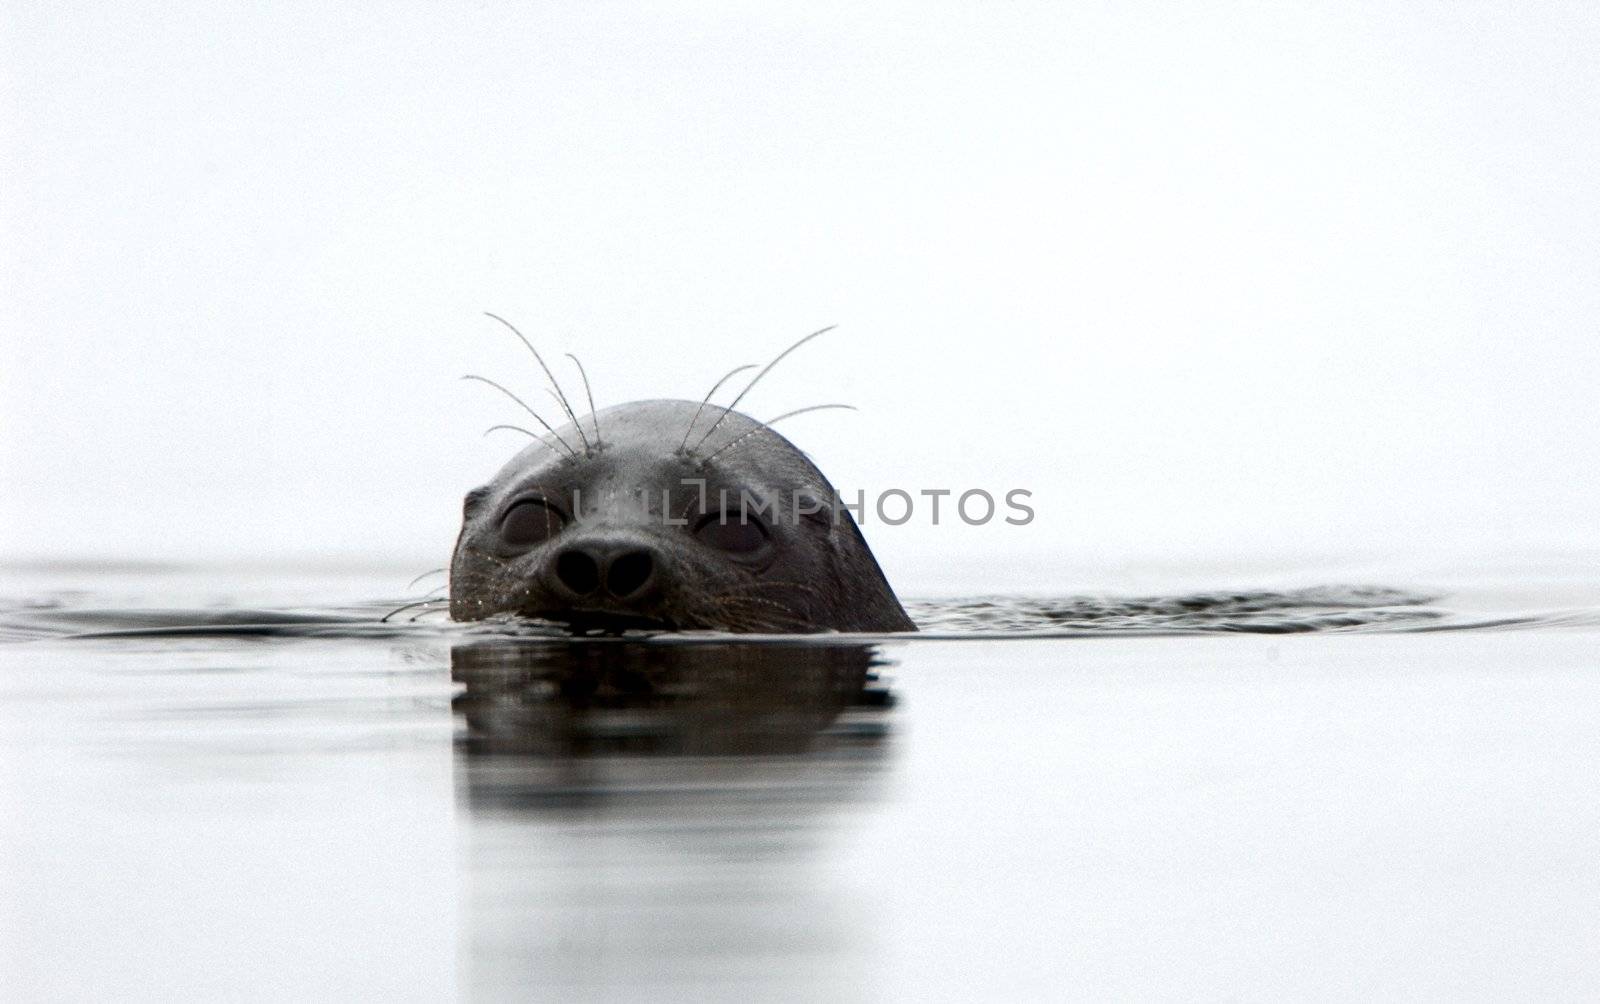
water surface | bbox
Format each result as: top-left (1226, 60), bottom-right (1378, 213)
top-left (3, 562), bottom-right (1599, 1000)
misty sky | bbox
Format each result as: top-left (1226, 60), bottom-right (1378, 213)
top-left (3, 2), bottom-right (1598, 590)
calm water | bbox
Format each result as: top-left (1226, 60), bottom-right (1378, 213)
top-left (3, 561), bottom-right (1600, 1000)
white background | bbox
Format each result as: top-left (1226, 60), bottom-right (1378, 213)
top-left (4, 2), bottom-right (1598, 589)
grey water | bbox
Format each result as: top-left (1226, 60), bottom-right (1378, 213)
top-left (4, 560), bottom-right (1600, 1001)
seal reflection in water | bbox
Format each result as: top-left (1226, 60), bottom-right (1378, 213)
top-left (450, 640), bottom-right (895, 992)
top-left (449, 322), bottom-right (915, 633)
top-left (452, 639), bottom-right (892, 760)
top-left (450, 639), bottom-right (893, 810)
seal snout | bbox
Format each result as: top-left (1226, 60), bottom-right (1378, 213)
top-left (548, 538), bottom-right (661, 604)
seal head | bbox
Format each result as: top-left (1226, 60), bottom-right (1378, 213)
top-left (449, 399), bottom-right (916, 633)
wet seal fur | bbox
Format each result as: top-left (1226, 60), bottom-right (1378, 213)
top-left (449, 398), bottom-right (916, 633)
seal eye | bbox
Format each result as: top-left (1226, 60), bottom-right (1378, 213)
top-left (694, 512), bottom-right (769, 554)
top-left (501, 499), bottom-right (562, 548)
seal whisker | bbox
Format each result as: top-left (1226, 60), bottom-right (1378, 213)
top-left (702, 404), bottom-right (858, 464)
top-left (729, 579), bottom-right (827, 599)
top-left (381, 598), bottom-right (450, 623)
top-left (712, 597), bottom-right (812, 624)
top-left (703, 596), bottom-right (824, 631)
top-left (406, 568), bottom-right (448, 591)
top-left (679, 363), bottom-right (759, 452)
top-left (407, 606), bottom-right (453, 623)
top-left (722, 576), bottom-right (827, 593)
top-left (709, 613), bottom-right (764, 633)
top-left (707, 585), bottom-right (816, 609)
top-left (544, 389), bottom-right (580, 436)
top-left (483, 424), bottom-right (569, 459)
top-left (692, 325), bottom-right (837, 450)
top-left (461, 374), bottom-right (578, 459)
top-left (565, 353), bottom-right (602, 450)
top-left (708, 593), bottom-right (805, 617)
top-left (483, 312), bottom-right (592, 457)
top-left (701, 596), bottom-right (812, 631)
top-left (696, 596), bottom-right (778, 627)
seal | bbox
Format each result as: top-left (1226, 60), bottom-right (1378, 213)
top-left (448, 397), bottom-right (917, 633)
top-left (451, 637), bottom-right (890, 757)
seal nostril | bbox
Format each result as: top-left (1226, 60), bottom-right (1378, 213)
top-left (606, 550), bottom-right (655, 599)
top-left (555, 550), bottom-right (601, 596)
